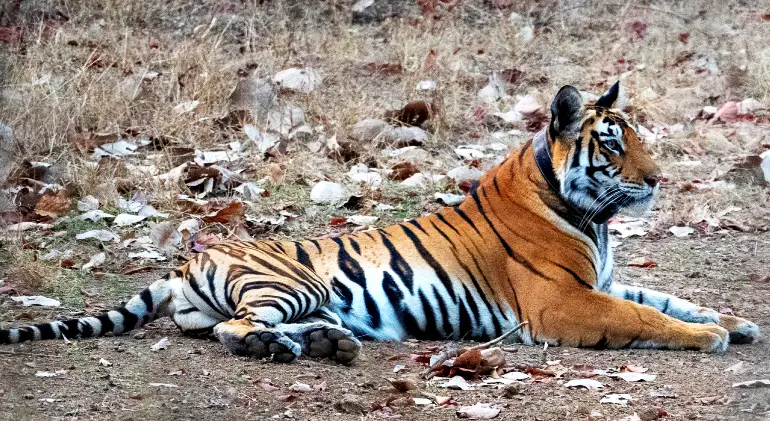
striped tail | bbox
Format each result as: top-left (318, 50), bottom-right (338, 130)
top-left (0, 278), bottom-right (172, 345)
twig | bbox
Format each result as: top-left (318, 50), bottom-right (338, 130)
top-left (460, 321), bottom-right (528, 353)
top-left (0, 349), bottom-right (60, 358)
top-left (422, 321), bottom-right (529, 378)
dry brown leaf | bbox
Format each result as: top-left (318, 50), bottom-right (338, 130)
top-left (202, 201), bottom-right (245, 224)
top-left (389, 162), bottom-right (419, 181)
top-left (34, 190), bottom-right (70, 218)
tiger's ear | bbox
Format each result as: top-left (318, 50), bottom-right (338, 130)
top-left (595, 81), bottom-right (621, 108)
top-left (550, 85), bottom-right (584, 135)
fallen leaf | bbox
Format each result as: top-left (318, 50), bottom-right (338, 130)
top-left (34, 190), bottom-right (70, 218)
top-left (390, 162), bottom-right (420, 181)
top-left (81, 252), bottom-right (106, 271)
top-left (347, 215), bottom-right (378, 226)
top-left (609, 372), bottom-right (656, 382)
top-left (114, 214), bottom-right (147, 227)
top-left (565, 379), bottom-right (604, 390)
top-left (35, 370), bottom-right (67, 377)
top-left (172, 100), bottom-right (200, 114)
top-left (619, 364), bottom-right (648, 373)
top-left (608, 218), bottom-right (649, 238)
top-left (202, 201), bottom-right (245, 224)
top-left (76, 230), bottom-right (120, 242)
top-left (601, 393), bottom-right (632, 406)
top-left (11, 296), bottom-right (61, 307)
top-left (313, 381), bottom-right (327, 392)
top-left (456, 403), bottom-right (501, 419)
top-left (385, 101), bottom-right (432, 127)
top-left (259, 379), bottom-right (279, 391)
top-left (435, 192), bottom-right (465, 206)
top-left (151, 337), bottom-right (170, 351)
top-left (669, 226), bottom-right (695, 238)
top-left (289, 382), bottom-right (313, 392)
top-left (627, 257), bottom-right (657, 268)
top-left (99, 358), bottom-right (112, 367)
top-left (149, 383), bottom-right (178, 388)
top-left (439, 376), bottom-right (474, 390)
top-left (732, 379), bottom-right (770, 388)
top-left (724, 361), bottom-right (745, 373)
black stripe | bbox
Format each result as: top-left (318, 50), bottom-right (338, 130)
top-left (661, 297), bottom-right (670, 314)
top-left (74, 319), bottom-right (92, 338)
top-left (492, 176), bottom-right (501, 195)
top-left (267, 251), bottom-right (328, 303)
top-left (399, 224), bottom-right (457, 304)
top-left (177, 307), bottom-right (200, 315)
top-left (274, 242), bottom-right (287, 253)
top-left (461, 284), bottom-right (481, 334)
top-left (349, 238), bottom-right (361, 255)
top-left (331, 237), bottom-right (367, 288)
top-left (379, 231), bottom-right (414, 293)
top-left (332, 277), bottom-right (353, 313)
top-left (18, 327), bottom-right (34, 343)
top-left (560, 265), bottom-right (593, 289)
top-left (363, 290), bottom-right (381, 329)
top-left (571, 136), bottom-right (583, 168)
top-left (419, 290), bottom-right (440, 340)
top-left (206, 262), bottom-right (229, 316)
top-left (382, 272), bottom-right (403, 306)
top-left (518, 140), bottom-right (532, 167)
top-left (637, 290), bottom-right (644, 304)
top-left (139, 288), bottom-right (154, 315)
top-left (96, 314), bottom-right (115, 336)
top-left (188, 273), bottom-right (228, 318)
top-left (0, 329), bottom-right (9, 344)
top-left (295, 242), bottom-right (314, 271)
top-left (435, 212), bottom-right (460, 235)
top-left (458, 301), bottom-right (472, 339)
top-left (308, 239), bottom-right (321, 252)
top-left (35, 323), bottom-right (56, 340)
top-left (118, 307), bottom-right (140, 331)
top-left (432, 286), bottom-right (453, 338)
top-left (407, 219), bottom-right (428, 235)
top-left (453, 207), bottom-right (482, 236)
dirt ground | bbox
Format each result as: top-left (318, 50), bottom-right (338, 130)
top-left (1, 233), bottom-right (768, 421)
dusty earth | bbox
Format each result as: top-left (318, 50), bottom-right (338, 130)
top-left (1, 233), bottom-right (769, 421)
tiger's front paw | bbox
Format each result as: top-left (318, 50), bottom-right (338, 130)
top-left (718, 314), bottom-right (760, 344)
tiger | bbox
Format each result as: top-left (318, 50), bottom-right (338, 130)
top-left (0, 81), bottom-right (760, 364)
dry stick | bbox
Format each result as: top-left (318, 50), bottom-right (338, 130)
top-left (0, 349), bottom-right (60, 358)
top-left (422, 321), bottom-right (529, 378)
top-left (459, 321), bottom-right (528, 353)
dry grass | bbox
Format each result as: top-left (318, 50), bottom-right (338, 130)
top-left (0, 0), bottom-right (769, 285)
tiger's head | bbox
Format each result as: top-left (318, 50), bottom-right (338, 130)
top-left (544, 81), bottom-right (662, 224)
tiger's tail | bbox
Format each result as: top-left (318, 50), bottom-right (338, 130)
top-left (0, 277), bottom-right (173, 345)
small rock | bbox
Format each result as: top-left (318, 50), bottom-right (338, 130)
top-left (501, 383), bottom-right (521, 398)
top-left (638, 407), bottom-right (662, 421)
top-left (133, 331), bottom-right (147, 340)
top-left (273, 68), bottom-right (321, 93)
top-left (447, 166), bottom-right (484, 182)
top-left (310, 181), bottom-right (345, 205)
top-left (737, 98), bottom-right (765, 115)
top-left (333, 394), bottom-right (367, 415)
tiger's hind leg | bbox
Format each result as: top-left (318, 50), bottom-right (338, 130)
top-left (276, 309), bottom-right (362, 364)
top-left (212, 271), bottom-right (339, 363)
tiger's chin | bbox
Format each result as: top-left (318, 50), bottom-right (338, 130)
top-left (618, 192), bottom-right (655, 216)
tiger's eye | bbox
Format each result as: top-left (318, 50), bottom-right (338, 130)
top-left (604, 138), bottom-right (618, 151)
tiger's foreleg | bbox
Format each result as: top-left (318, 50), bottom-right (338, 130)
top-left (508, 261), bottom-right (729, 352)
top-left (608, 283), bottom-right (760, 344)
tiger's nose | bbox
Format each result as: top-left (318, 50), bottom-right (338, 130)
top-left (643, 173), bottom-right (662, 188)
